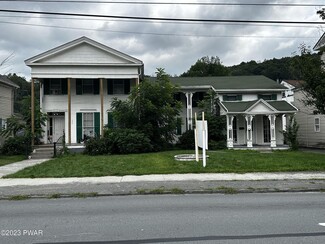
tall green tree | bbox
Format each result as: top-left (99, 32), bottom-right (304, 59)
top-left (181, 56), bottom-right (229, 77)
top-left (290, 44), bottom-right (325, 114)
top-left (111, 68), bottom-right (182, 150)
top-left (198, 90), bottom-right (227, 148)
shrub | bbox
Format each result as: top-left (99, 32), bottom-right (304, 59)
top-left (0, 136), bottom-right (31, 156)
top-left (282, 116), bottom-right (299, 150)
top-left (84, 128), bottom-right (153, 155)
top-left (209, 140), bottom-right (227, 150)
top-left (105, 128), bottom-right (153, 154)
top-left (84, 137), bottom-right (110, 156)
top-left (177, 130), bottom-right (195, 149)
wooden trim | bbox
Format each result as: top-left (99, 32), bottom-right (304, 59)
top-left (68, 78), bottom-right (71, 144)
top-left (100, 78), bottom-right (104, 137)
top-left (31, 78), bottom-right (35, 147)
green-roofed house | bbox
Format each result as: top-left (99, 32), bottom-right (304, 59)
top-left (167, 76), bottom-right (297, 149)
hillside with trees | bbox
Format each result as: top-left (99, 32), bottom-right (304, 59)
top-left (180, 54), bottom-right (319, 81)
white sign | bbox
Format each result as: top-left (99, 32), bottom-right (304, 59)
top-left (196, 120), bottom-right (208, 150)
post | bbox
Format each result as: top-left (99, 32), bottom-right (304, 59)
top-left (202, 112), bottom-right (206, 168)
top-left (68, 78), bottom-right (71, 144)
top-left (194, 113), bottom-right (199, 162)
top-left (100, 78), bottom-right (104, 137)
top-left (269, 114), bottom-right (277, 148)
top-left (31, 78), bottom-right (35, 147)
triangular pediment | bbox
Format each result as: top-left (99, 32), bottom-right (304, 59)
top-left (245, 99), bottom-right (276, 114)
top-left (25, 36), bottom-right (142, 66)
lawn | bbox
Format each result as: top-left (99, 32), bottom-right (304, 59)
top-left (5, 150), bottom-right (325, 178)
top-left (0, 155), bottom-right (25, 167)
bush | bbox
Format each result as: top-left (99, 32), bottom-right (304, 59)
top-left (84, 137), bottom-right (110, 156)
top-left (282, 116), bottom-right (299, 150)
top-left (177, 130), bottom-right (195, 149)
top-left (105, 128), bottom-right (153, 154)
top-left (0, 136), bottom-right (31, 156)
top-left (85, 129), bottom-right (153, 155)
top-left (209, 140), bottom-right (227, 150)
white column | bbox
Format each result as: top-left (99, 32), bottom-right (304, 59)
top-left (185, 92), bottom-right (193, 130)
top-left (269, 114), bottom-right (277, 147)
top-left (245, 115), bottom-right (254, 148)
top-left (227, 115), bottom-right (234, 148)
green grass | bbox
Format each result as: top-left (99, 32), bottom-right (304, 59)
top-left (4, 150), bottom-right (325, 178)
top-left (0, 155), bottom-right (25, 167)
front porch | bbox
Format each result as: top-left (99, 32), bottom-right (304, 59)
top-left (220, 99), bottom-right (298, 149)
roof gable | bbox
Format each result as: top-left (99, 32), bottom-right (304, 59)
top-left (220, 99), bottom-right (297, 114)
top-left (0, 75), bottom-right (20, 89)
top-left (25, 36), bottom-right (143, 66)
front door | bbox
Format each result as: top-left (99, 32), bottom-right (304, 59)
top-left (53, 116), bottom-right (65, 142)
top-left (48, 112), bottom-right (65, 143)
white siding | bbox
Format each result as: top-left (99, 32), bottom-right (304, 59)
top-left (293, 90), bottom-right (325, 148)
top-left (31, 66), bottom-right (140, 79)
top-left (0, 84), bottom-right (14, 118)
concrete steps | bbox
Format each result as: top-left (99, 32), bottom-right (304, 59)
top-left (31, 145), bottom-right (54, 159)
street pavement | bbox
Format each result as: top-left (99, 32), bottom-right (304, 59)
top-left (0, 158), bottom-right (325, 199)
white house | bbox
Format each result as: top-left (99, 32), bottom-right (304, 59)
top-left (26, 36), bottom-right (297, 149)
top-left (25, 36), bottom-right (143, 144)
top-left (166, 76), bottom-right (297, 149)
top-left (0, 75), bottom-right (20, 145)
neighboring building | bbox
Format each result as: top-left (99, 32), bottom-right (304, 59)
top-left (287, 32), bottom-right (325, 148)
top-left (281, 80), bottom-right (303, 103)
top-left (0, 75), bottom-right (20, 145)
top-left (167, 76), bottom-right (297, 149)
top-left (25, 36), bottom-right (143, 144)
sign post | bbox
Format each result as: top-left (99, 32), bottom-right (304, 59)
top-left (194, 112), bottom-right (208, 167)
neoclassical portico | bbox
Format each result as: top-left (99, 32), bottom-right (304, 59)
top-left (220, 99), bottom-right (298, 149)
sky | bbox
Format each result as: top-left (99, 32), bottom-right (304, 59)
top-left (0, 0), bottom-right (324, 80)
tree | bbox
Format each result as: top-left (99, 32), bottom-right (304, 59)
top-left (111, 68), bottom-right (182, 150)
top-left (317, 8), bottom-right (325, 19)
top-left (198, 90), bottom-right (227, 149)
top-left (181, 56), bottom-right (229, 77)
top-left (282, 116), bottom-right (299, 150)
top-left (290, 44), bottom-right (325, 114)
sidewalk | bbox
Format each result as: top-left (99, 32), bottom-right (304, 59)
top-left (0, 159), bottom-right (325, 199)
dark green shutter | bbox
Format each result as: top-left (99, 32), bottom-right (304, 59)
top-left (93, 79), bottom-right (100, 95)
top-left (272, 94), bottom-right (277, 100)
top-left (107, 112), bottom-right (114, 128)
top-left (76, 113), bottom-right (82, 143)
top-left (107, 79), bottom-right (113, 94)
top-left (43, 79), bottom-right (50, 95)
top-left (61, 79), bottom-right (68, 95)
top-left (76, 79), bottom-right (83, 95)
top-left (94, 112), bottom-right (100, 137)
top-left (176, 118), bottom-right (182, 135)
top-left (124, 79), bottom-right (130, 94)
top-left (258, 94), bottom-right (262, 99)
top-left (223, 95), bottom-right (228, 101)
top-left (236, 94), bottom-right (242, 101)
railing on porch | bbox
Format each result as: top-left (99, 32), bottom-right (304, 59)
top-left (53, 130), bottom-right (65, 157)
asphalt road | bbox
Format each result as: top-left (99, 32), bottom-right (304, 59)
top-left (0, 193), bottom-right (325, 244)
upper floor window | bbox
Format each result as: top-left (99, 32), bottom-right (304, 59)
top-left (43, 78), bottom-right (67, 95)
top-left (223, 94), bottom-right (242, 101)
top-left (193, 92), bottom-right (206, 107)
top-left (108, 79), bottom-right (131, 95)
top-left (76, 79), bottom-right (99, 95)
top-left (258, 94), bottom-right (277, 100)
top-left (315, 117), bottom-right (320, 132)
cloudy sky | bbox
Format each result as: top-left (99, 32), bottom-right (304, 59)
top-left (0, 0), bottom-right (324, 80)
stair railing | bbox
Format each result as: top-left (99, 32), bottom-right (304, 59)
top-left (53, 130), bottom-right (65, 158)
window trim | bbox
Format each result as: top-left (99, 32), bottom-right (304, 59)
top-left (315, 117), bottom-right (320, 132)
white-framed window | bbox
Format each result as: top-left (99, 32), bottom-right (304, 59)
top-left (83, 113), bottom-right (95, 138)
top-left (315, 117), bottom-right (320, 132)
top-left (0, 118), bottom-right (6, 130)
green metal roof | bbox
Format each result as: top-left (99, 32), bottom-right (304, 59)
top-left (221, 100), bottom-right (297, 113)
top-left (149, 75), bottom-right (286, 91)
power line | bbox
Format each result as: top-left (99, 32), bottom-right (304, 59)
top-left (0, 0), bottom-right (323, 7)
top-left (0, 14), bottom-right (321, 29)
top-left (1, 9), bottom-right (325, 25)
top-left (0, 20), bottom-right (319, 39)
